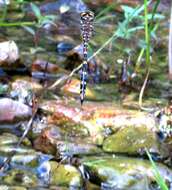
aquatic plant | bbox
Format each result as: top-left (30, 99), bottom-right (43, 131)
top-left (139, 0), bottom-right (161, 110)
top-left (146, 149), bottom-right (169, 190)
top-left (30, 3), bottom-right (56, 28)
top-left (0, 2), bottom-right (56, 28)
top-left (65, 0), bottom-right (164, 84)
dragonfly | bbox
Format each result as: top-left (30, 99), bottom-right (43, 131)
top-left (80, 10), bottom-right (94, 105)
top-left (54, 8), bottom-right (117, 103)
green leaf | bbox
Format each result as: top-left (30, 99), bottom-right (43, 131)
top-left (95, 15), bottom-right (116, 23)
top-left (121, 0), bottom-right (151, 21)
top-left (30, 3), bottom-right (42, 19)
top-left (41, 19), bottom-right (57, 27)
top-left (139, 13), bottom-right (165, 20)
top-left (121, 5), bottom-right (135, 19)
top-left (44, 15), bottom-right (57, 20)
top-left (37, 14), bottom-right (56, 27)
top-left (116, 21), bottom-right (131, 39)
top-left (16, 0), bottom-right (25, 3)
top-left (128, 26), bottom-right (144, 33)
top-left (131, 0), bottom-right (151, 18)
top-left (150, 23), bottom-right (159, 39)
top-left (22, 26), bottom-right (35, 35)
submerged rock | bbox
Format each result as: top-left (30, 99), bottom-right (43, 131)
top-left (0, 41), bottom-right (19, 66)
top-left (32, 59), bottom-right (60, 73)
top-left (39, 100), bottom-right (171, 157)
top-left (39, 100), bottom-right (105, 144)
top-left (56, 42), bottom-right (75, 54)
top-left (102, 113), bottom-right (169, 157)
top-left (92, 109), bottom-right (170, 158)
top-left (1, 169), bottom-right (38, 188)
top-left (81, 156), bottom-right (172, 190)
top-left (49, 161), bottom-right (83, 188)
top-left (0, 145), bottom-right (35, 156)
top-left (61, 78), bottom-right (96, 100)
top-left (0, 185), bottom-right (26, 190)
top-left (11, 77), bottom-right (43, 104)
top-left (0, 98), bottom-right (32, 123)
top-left (0, 133), bottom-right (19, 145)
top-left (0, 133), bottom-right (32, 159)
top-left (0, 83), bottom-right (9, 96)
top-left (34, 126), bottom-right (102, 158)
top-left (39, 0), bottom-right (87, 15)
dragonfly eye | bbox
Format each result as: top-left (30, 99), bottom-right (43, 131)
top-left (80, 11), bottom-right (94, 22)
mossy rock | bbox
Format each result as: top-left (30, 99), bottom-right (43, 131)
top-left (103, 124), bottom-right (169, 157)
top-left (82, 156), bottom-right (172, 190)
top-left (1, 169), bottom-right (38, 188)
top-left (49, 161), bottom-right (83, 188)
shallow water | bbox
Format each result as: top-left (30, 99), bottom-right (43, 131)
top-left (0, 0), bottom-right (172, 189)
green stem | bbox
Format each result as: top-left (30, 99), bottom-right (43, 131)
top-left (150, 0), bottom-right (161, 30)
top-left (0, 21), bottom-right (36, 27)
top-left (0, 4), bottom-right (8, 22)
top-left (135, 0), bottom-right (160, 73)
top-left (138, 0), bottom-right (151, 111)
top-left (146, 149), bottom-right (169, 190)
top-left (135, 48), bottom-right (145, 72)
top-left (144, 0), bottom-right (150, 67)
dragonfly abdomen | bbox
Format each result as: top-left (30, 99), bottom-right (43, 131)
top-left (83, 41), bottom-right (88, 60)
top-left (80, 60), bottom-right (88, 105)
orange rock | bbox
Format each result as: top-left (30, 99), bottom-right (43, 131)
top-left (32, 59), bottom-right (59, 73)
top-left (61, 78), bottom-right (96, 100)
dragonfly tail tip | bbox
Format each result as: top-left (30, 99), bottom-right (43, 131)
top-left (80, 98), bottom-right (84, 106)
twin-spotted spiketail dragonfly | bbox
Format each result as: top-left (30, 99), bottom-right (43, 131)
top-left (56, 9), bottom-right (116, 105)
top-left (80, 10), bottom-right (94, 105)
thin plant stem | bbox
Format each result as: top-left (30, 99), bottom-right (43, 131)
top-left (49, 33), bottom-right (118, 89)
top-left (95, 3), bottom-right (117, 20)
top-left (0, 21), bottom-right (36, 27)
top-left (138, 0), bottom-right (161, 110)
top-left (139, 0), bottom-right (151, 110)
top-left (146, 149), bottom-right (169, 190)
top-left (145, 0), bottom-right (150, 67)
top-left (169, 5), bottom-right (172, 78)
top-left (135, 0), bottom-right (160, 73)
top-left (135, 48), bottom-right (145, 72)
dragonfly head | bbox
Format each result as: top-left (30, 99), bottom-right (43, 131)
top-left (80, 10), bottom-right (94, 22)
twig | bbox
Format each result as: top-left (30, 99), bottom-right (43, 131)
top-left (138, 69), bottom-right (154, 112)
top-left (0, 105), bottom-right (38, 171)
